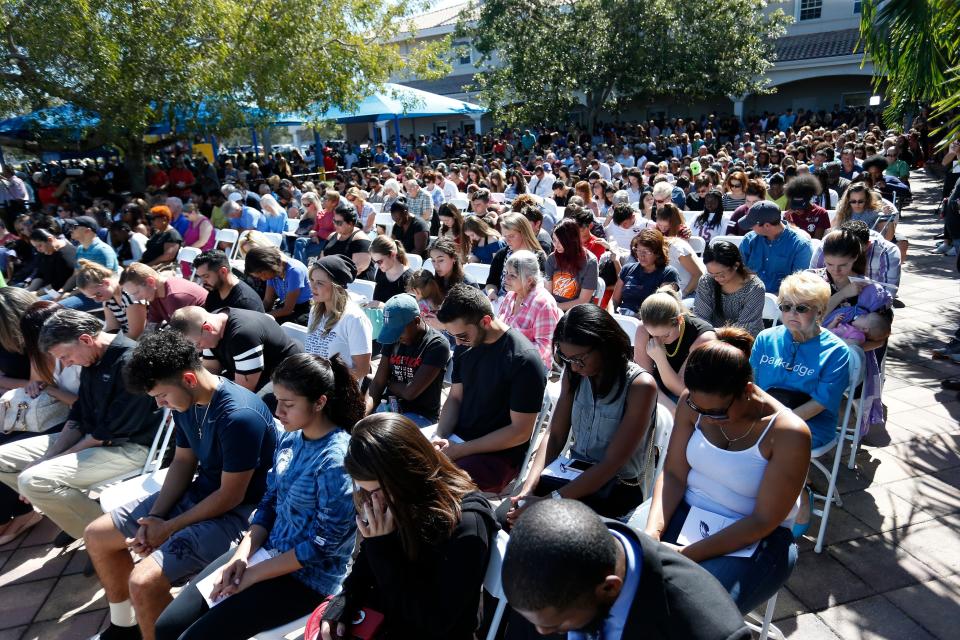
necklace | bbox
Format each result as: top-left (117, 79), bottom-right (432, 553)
top-left (664, 316), bottom-right (687, 358)
top-left (193, 381), bottom-right (219, 438)
top-left (719, 416), bottom-right (760, 443)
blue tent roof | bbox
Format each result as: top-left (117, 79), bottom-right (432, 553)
top-left (290, 83), bottom-right (485, 124)
top-left (0, 104), bottom-right (99, 141)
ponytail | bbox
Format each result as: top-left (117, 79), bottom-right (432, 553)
top-left (683, 326), bottom-right (754, 398)
top-left (271, 353), bottom-right (365, 431)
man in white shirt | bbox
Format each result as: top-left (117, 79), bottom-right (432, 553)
top-left (593, 159), bottom-right (611, 181)
top-left (528, 164), bottom-right (554, 198)
top-left (441, 170), bottom-right (460, 200)
top-left (606, 155), bottom-right (623, 182)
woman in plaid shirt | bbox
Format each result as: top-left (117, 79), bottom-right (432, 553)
top-left (496, 250), bottom-right (562, 369)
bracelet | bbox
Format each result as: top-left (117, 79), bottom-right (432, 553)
top-left (550, 490), bottom-right (563, 500)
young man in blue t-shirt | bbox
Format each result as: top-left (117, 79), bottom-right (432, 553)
top-left (84, 331), bottom-right (277, 640)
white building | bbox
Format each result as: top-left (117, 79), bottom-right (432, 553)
top-left (383, 0), bottom-right (875, 137)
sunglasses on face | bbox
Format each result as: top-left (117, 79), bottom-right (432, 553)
top-left (848, 199), bottom-right (866, 205)
top-left (729, 182), bottom-right (742, 188)
top-left (555, 347), bottom-right (593, 369)
top-left (778, 303), bottom-right (812, 314)
top-left (685, 395), bottom-right (736, 421)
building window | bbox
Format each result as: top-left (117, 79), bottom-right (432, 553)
top-left (453, 41), bottom-right (471, 65)
top-left (853, 1), bottom-right (862, 14)
top-left (799, 0), bottom-right (823, 20)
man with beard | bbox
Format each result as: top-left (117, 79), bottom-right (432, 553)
top-left (192, 250), bottom-right (264, 313)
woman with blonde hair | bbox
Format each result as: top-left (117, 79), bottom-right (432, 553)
top-left (304, 255), bottom-right (372, 382)
top-left (76, 259), bottom-right (148, 339)
top-left (484, 213), bottom-right (546, 299)
top-left (634, 288), bottom-right (716, 410)
top-left (258, 194), bottom-right (288, 234)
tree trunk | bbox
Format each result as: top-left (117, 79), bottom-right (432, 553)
top-left (123, 135), bottom-right (147, 193)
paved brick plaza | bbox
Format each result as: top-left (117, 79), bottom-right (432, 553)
top-left (0, 170), bottom-right (957, 640)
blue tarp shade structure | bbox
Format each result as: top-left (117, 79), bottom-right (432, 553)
top-left (286, 83), bottom-right (484, 154)
top-left (302, 83), bottom-right (484, 124)
top-left (0, 104), bottom-right (99, 141)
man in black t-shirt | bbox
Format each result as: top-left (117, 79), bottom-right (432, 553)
top-left (435, 285), bottom-right (546, 493)
top-left (169, 306), bottom-right (300, 392)
top-left (193, 250), bottom-right (265, 313)
top-left (389, 196), bottom-right (430, 258)
top-left (367, 293), bottom-right (449, 424)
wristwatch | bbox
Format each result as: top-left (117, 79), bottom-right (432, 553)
top-left (550, 490), bottom-right (562, 500)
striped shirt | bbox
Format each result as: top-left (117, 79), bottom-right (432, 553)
top-left (105, 291), bottom-right (147, 334)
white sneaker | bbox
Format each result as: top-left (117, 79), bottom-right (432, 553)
top-left (934, 242), bottom-right (950, 254)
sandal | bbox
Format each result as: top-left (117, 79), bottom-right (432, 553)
top-left (0, 510), bottom-right (43, 546)
top-left (791, 485), bottom-right (814, 540)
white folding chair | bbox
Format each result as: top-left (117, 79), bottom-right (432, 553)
top-left (374, 212), bottom-right (395, 237)
top-left (625, 403), bottom-right (675, 531)
top-left (450, 196), bottom-right (469, 211)
top-left (284, 218), bottom-right (299, 234)
top-left (592, 278), bottom-right (606, 305)
top-left (93, 409), bottom-right (175, 507)
top-left (489, 192), bottom-right (505, 204)
top-left (746, 592), bottom-right (784, 640)
top-left (810, 346), bottom-right (864, 553)
top-left (406, 253), bottom-right (423, 270)
top-left (482, 530), bottom-right (511, 640)
top-left (216, 228), bottom-right (239, 259)
top-left (422, 258), bottom-right (435, 273)
top-left (683, 210), bottom-right (701, 227)
top-left (347, 279), bottom-right (376, 302)
top-left (252, 616), bottom-right (310, 640)
top-left (682, 297), bottom-right (695, 311)
top-left (709, 234), bottom-right (743, 248)
top-left (841, 345), bottom-right (869, 469)
top-left (809, 238), bottom-right (822, 255)
top-left (763, 293), bottom-right (781, 326)
top-left (281, 322), bottom-right (308, 346)
top-left (264, 232), bottom-right (285, 249)
top-left (687, 236), bottom-right (706, 255)
top-left (464, 262), bottom-right (491, 285)
top-left (176, 246), bottom-right (201, 279)
top-left (368, 201), bottom-right (383, 214)
top-left (613, 313), bottom-right (641, 346)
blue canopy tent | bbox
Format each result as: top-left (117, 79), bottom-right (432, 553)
top-left (284, 83), bottom-right (486, 153)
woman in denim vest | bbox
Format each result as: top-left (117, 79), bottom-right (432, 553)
top-left (506, 304), bottom-right (658, 523)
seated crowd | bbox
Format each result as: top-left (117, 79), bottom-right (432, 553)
top-left (0, 116), bottom-right (916, 640)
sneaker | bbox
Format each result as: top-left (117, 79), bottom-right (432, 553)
top-left (948, 246), bottom-right (958, 257)
top-left (941, 378), bottom-right (960, 391)
top-left (934, 242), bottom-right (950, 254)
top-left (89, 624), bottom-right (142, 640)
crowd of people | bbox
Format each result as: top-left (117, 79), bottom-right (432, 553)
top-left (0, 110), bottom-right (943, 640)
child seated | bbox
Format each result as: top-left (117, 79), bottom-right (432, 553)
top-left (827, 310), bottom-right (891, 345)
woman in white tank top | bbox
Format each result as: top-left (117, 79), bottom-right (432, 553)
top-left (643, 327), bottom-right (810, 614)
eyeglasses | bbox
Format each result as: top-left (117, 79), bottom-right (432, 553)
top-left (654, 198), bottom-right (669, 205)
top-left (729, 182), bottom-right (742, 188)
top-left (555, 347), bottom-right (593, 369)
top-left (778, 303), bottom-right (812, 314)
top-left (685, 395), bottom-right (736, 421)
top-left (848, 199), bottom-right (866, 205)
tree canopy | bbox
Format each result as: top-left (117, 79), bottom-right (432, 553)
top-left (859, 0), bottom-right (960, 144)
top-left (0, 0), bottom-right (448, 187)
top-left (460, 0), bottom-right (790, 128)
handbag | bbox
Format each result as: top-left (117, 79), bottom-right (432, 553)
top-left (305, 594), bottom-right (384, 640)
top-left (0, 388), bottom-right (71, 434)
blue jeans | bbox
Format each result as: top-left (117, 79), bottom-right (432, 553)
top-left (663, 500), bottom-right (797, 614)
top-left (293, 237), bottom-right (325, 264)
top-left (41, 291), bottom-right (100, 311)
top-left (374, 403), bottom-right (435, 427)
